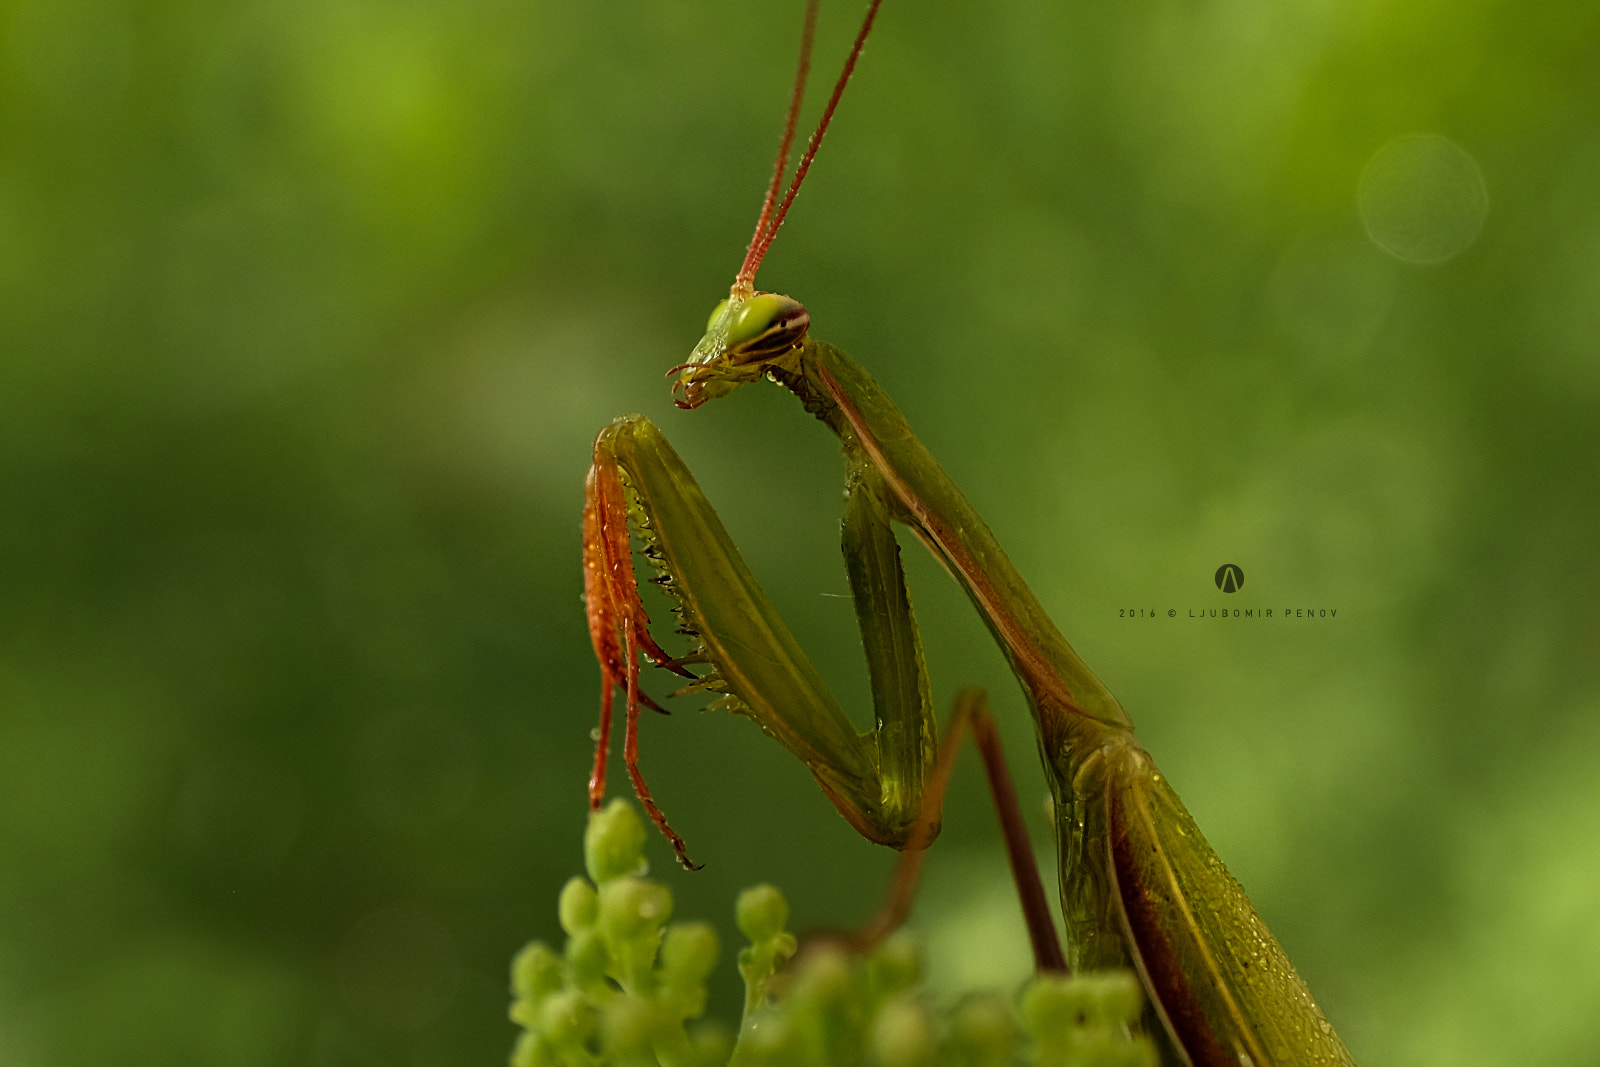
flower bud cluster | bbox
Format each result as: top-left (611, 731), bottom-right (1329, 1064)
top-left (510, 800), bottom-right (1157, 1067)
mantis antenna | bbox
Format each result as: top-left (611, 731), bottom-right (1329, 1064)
top-left (732, 0), bottom-right (885, 299)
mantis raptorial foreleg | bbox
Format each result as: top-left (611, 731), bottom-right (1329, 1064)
top-left (585, 413), bottom-right (936, 852)
top-left (585, 414), bottom-right (1066, 969)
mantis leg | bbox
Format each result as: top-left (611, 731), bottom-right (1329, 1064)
top-left (587, 415), bottom-right (1066, 969)
top-left (584, 414), bottom-right (937, 863)
top-left (852, 688), bottom-right (1067, 974)
top-left (583, 454), bottom-right (701, 864)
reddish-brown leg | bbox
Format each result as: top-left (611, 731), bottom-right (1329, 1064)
top-left (854, 688), bottom-right (1066, 973)
top-left (588, 684), bottom-right (614, 811)
top-left (621, 624), bottom-right (701, 869)
top-left (582, 455), bottom-right (699, 864)
top-left (583, 465), bottom-right (625, 810)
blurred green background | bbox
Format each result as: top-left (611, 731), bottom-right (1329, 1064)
top-left (3, 0), bottom-right (1597, 1063)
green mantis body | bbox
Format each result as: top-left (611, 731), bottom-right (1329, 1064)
top-left (583, 5), bottom-right (1356, 1064)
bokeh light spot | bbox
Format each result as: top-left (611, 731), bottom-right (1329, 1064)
top-left (1358, 134), bottom-right (1489, 263)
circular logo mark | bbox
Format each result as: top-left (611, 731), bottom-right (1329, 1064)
top-left (1214, 564), bottom-right (1245, 593)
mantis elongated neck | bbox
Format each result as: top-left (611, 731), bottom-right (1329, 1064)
top-left (771, 339), bottom-right (1135, 751)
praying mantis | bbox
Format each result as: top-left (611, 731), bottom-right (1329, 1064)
top-left (582, 3), bottom-right (1357, 1064)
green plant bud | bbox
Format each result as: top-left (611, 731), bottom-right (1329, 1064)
top-left (600, 992), bottom-right (657, 1059)
top-left (587, 798), bottom-right (649, 884)
top-left (1067, 1025), bottom-right (1117, 1060)
top-left (509, 1029), bottom-right (553, 1067)
top-left (537, 988), bottom-right (598, 1050)
top-left (734, 884), bottom-right (789, 942)
top-left (659, 921), bottom-right (720, 1018)
top-left (733, 1009), bottom-right (796, 1067)
top-left (565, 928), bottom-right (611, 986)
top-left (1067, 1024), bottom-right (1158, 1067)
top-left (774, 943), bottom-right (861, 1064)
top-left (560, 876), bottom-right (601, 936)
top-left (1019, 974), bottom-right (1085, 1044)
top-left (866, 934), bottom-right (922, 998)
top-left (599, 876), bottom-right (673, 992)
top-left (735, 886), bottom-right (798, 1019)
top-left (510, 941), bottom-right (566, 1024)
top-left (685, 1020), bottom-right (735, 1067)
top-left (786, 944), bottom-right (856, 1013)
top-left (945, 991), bottom-right (1018, 1067)
top-left (1079, 972), bottom-right (1143, 1025)
top-left (509, 1000), bottom-right (537, 1032)
top-left (600, 876), bottom-right (674, 940)
top-left (867, 994), bottom-right (935, 1067)
top-left (1020, 973), bottom-right (1157, 1067)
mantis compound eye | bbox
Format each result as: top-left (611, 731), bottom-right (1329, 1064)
top-left (725, 293), bottom-right (810, 364)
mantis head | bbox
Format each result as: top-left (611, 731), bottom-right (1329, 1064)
top-left (671, 292), bottom-right (811, 410)
top-left (668, 0), bottom-right (880, 412)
